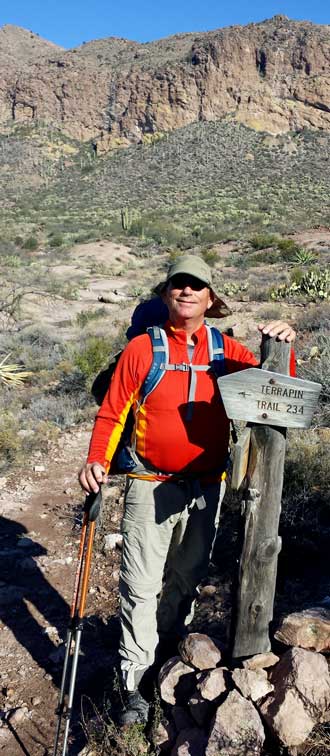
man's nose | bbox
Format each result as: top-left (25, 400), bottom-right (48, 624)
top-left (182, 284), bottom-right (193, 294)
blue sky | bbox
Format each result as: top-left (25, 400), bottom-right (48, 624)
top-left (0, 0), bottom-right (328, 48)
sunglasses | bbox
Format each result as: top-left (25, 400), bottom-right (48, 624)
top-left (169, 274), bottom-right (209, 291)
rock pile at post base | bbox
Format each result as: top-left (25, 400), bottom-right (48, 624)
top-left (154, 632), bottom-right (330, 755)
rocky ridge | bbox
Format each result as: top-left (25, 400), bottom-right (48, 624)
top-left (1, 16), bottom-right (330, 146)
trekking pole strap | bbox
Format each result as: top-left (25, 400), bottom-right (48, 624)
top-left (84, 489), bottom-right (102, 522)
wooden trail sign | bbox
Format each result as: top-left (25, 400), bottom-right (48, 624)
top-left (223, 335), bottom-right (323, 660)
top-left (217, 368), bottom-right (321, 429)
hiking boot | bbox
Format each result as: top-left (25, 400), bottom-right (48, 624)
top-left (119, 690), bottom-right (150, 726)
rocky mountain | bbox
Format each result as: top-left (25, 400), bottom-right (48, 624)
top-left (0, 16), bottom-right (330, 148)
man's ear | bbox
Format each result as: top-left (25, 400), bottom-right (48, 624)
top-left (207, 289), bottom-right (214, 310)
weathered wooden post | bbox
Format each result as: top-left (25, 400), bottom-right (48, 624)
top-left (217, 336), bottom-right (322, 659)
top-left (232, 335), bottom-right (289, 658)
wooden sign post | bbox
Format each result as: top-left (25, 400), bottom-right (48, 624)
top-left (217, 336), bottom-right (321, 659)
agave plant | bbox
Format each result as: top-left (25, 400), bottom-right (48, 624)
top-left (290, 248), bottom-right (318, 266)
top-left (0, 354), bottom-right (32, 386)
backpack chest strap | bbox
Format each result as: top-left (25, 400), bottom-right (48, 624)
top-left (161, 361), bottom-right (210, 420)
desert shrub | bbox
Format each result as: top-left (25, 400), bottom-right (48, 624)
top-left (48, 234), bottom-right (64, 248)
top-left (298, 331), bottom-right (330, 423)
top-left (282, 431), bottom-right (330, 530)
top-left (276, 238), bottom-right (298, 252)
top-left (296, 304), bottom-right (330, 332)
top-left (0, 412), bottom-right (21, 468)
top-left (76, 308), bottom-right (107, 327)
top-left (72, 336), bottom-right (113, 384)
top-left (23, 235), bottom-right (38, 251)
top-left (249, 233), bottom-right (279, 249)
top-left (302, 722), bottom-right (330, 756)
top-left (257, 305), bottom-right (285, 320)
top-left (28, 392), bottom-right (86, 429)
top-left (15, 327), bottom-right (65, 371)
top-left (200, 248), bottom-right (218, 266)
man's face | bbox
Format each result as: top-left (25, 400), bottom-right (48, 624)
top-left (163, 273), bottom-right (213, 326)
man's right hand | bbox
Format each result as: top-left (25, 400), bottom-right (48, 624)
top-left (78, 462), bottom-right (108, 494)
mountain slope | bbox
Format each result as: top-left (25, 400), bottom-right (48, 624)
top-left (0, 16), bottom-right (330, 143)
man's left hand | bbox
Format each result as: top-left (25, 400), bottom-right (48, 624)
top-left (258, 321), bottom-right (296, 343)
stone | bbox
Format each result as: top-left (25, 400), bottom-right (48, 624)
top-left (31, 696), bottom-right (41, 706)
top-left (260, 688), bottom-right (315, 747)
top-left (196, 668), bottom-right (228, 701)
top-left (199, 585), bottom-right (217, 597)
top-left (232, 668), bottom-right (274, 701)
top-left (179, 633), bottom-right (221, 671)
top-left (171, 727), bottom-right (207, 756)
top-left (242, 652), bottom-right (279, 671)
top-left (8, 706), bottom-right (29, 725)
top-left (159, 657), bottom-right (195, 705)
top-left (206, 690), bottom-right (265, 756)
top-left (260, 647), bottom-right (330, 747)
top-left (274, 607), bottom-right (330, 652)
top-left (103, 533), bottom-right (123, 551)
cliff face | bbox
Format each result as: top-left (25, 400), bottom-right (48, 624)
top-left (1, 16), bottom-right (330, 147)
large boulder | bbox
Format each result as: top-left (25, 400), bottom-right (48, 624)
top-left (179, 634), bottom-right (221, 671)
top-left (259, 647), bottom-right (330, 747)
top-left (232, 668), bottom-right (274, 702)
top-left (242, 652), bottom-right (279, 671)
top-left (159, 657), bottom-right (195, 705)
top-left (275, 607), bottom-right (330, 652)
top-left (206, 690), bottom-right (265, 756)
top-left (196, 668), bottom-right (228, 701)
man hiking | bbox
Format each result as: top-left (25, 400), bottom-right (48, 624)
top-left (78, 254), bottom-right (296, 725)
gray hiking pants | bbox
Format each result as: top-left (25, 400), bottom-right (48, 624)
top-left (119, 475), bottom-right (225, 691)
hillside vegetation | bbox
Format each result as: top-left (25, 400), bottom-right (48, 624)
top-left (1, 120), bottom-right (330, 250)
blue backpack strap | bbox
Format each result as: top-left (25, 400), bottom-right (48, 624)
top-left (140, 325), bottom-right (169, 403)
top-left (140, 325), bottom-right (226, 411)
top-left (205, 325), bottom-right (226, 378)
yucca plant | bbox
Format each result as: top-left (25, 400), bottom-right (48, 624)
top-left (0, 354), bottom-right (32, 386)
top-left (290, 248), bottom-right (317, 266)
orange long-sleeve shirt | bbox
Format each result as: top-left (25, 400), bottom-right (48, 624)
top-left (87, 322), bottom-right (264, 477)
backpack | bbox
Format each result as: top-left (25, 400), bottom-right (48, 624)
top-left (104, 324), bottom-right (226, 473)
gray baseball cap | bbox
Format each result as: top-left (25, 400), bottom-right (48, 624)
top-left (154, 254), bottom-right (231, 319)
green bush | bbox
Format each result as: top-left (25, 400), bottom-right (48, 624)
top-left (23, 236), bottom-right (38, 251)
top-left (72, 336), bottom-right (113, 383)
top-left (249, 233), bottom-right (279, 249)
top-left (0, 412), bottom-right (21, 468)
top-left (48, 234), bottom-right (64, 248)
top-left (76, 308), bottom-right (107, 328)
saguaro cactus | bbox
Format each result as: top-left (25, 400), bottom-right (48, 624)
top-left (121, 207), bottom-right (132, 231)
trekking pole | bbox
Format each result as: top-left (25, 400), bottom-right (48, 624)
top-left (53, 488), bottom-right (102, 756)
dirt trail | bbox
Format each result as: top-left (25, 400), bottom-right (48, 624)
top-left (0, 426), bottom-right (124, 755)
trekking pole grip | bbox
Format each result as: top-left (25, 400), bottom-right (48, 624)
top-left (84, 489), bottom-right (102, 522)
